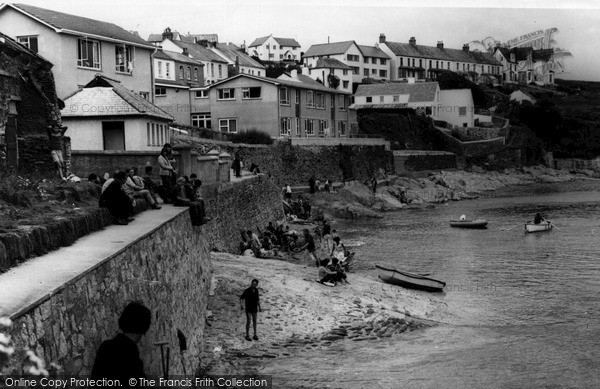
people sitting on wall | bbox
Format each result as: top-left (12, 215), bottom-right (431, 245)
top-left (141, 166), bottom-right (164, 202)
top-left (172, 176), bottom-right (210, 226)
top-left (123, 168), bottom-right (161, 210)
top-left (99, 171), bottom-right (135, 225)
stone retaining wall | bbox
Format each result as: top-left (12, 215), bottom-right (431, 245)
top-left (7, 210), bottom-right (212, 376)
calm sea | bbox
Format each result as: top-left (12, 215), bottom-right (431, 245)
top-left (324, 179), bottom-right (600, 388)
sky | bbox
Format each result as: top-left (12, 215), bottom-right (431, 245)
top-left (4, 0), bottom-right (600, 81)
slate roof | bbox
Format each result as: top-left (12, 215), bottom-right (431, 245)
top-left (209, 73), bottom-right (350, 95)
top-left (314, 58), bottom-right (352, 69)
top-left (170, 40), bottom-right (228, 64)
top-left (358, 45), bottom-right (390, 59)
top-left (383, 40), bottom-right (501, 66)
top-left (3, 3), bottom-right (153, 48)
top-left (215, 43), bottom-right (265, 69)
top-left (533, 49), bottom-right (553, 62)
top-left (350, 103), bottom-right (409, 110)
top-left (304, 41), bottom-right (356, 58)
top-left (157, 50), bottom-right (205, 66)
top-left (61, 75), bottom-right (173, 120)
top-left (0, 30), bottom-right (51, 66)
top-left (511, 47), bottom-right (532, 61)
top-left (249, 35), bottom-right (300, 48)
top-left (182, 33), bottom-right (218, 43)
top-left (354, 82), bottom-right (439, 103)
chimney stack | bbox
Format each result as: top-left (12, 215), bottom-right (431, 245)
top-left (291, 69), bottom-right (298, 78)
top-left (379, 33), bottom-right (386, 44)
top-left (462, 44), bottom-right (469, 52)
top-left (162, 27), bottom-right (173, 41)
top-left (437, 41), bottom-right (444, 49)
top-left (409, 37), bottom-right (416, 46)
top-left (182, 47), bottom-right (189, 56)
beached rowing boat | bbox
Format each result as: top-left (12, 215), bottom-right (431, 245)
top-left (449, 219), bottom-right (488, 229)
top-left (375, 265), bottom-right (446, 292)
top-left (525, 221), bottom-right (553, 233)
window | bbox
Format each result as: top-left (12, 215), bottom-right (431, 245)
top-left (194, 89), bottom-right (209, 99)
top-left (379, 96), bottom-right (384, 102)
top-left (393, 95), bottom-right (399, 102)
top-left (436, 61), bottom-right (439, 69)
top-left (429, 60), bottom-right (432, 68)
top-left (179, 66), bottom-right (184, 79)
top-left (343, 69), bottom-right (348, 76)
top-left (306, 91), bottom-right (314, 108)
top-left (166, 63), bottom-right (171, 78)
top-left (186, 66), bottom-right (191, 80)
top-left (77, 38), bottom-right (101, 69)
top-left (338, 95), bottom-right (346, 111)
top-left (366, 96), bottom-right (372, 103)
top-left (379, 69), bottom-right (387, 78)
top-left (115, 45), bottom-right (134, 73)
top-left (459, 107), bottom-right (467, 116)
top-left (218, 64), bottom-right (222, 78)
top-left (273, 45), bottom-right (277, 50)
top-left (242, 87), bottom-right (262, 99)
top-left (17, 36), bottom-right (38, 53)
top-left (412, 59), bottom-right (415, 67)
top-left (210, 63), bottom-right (214, 77)
top-left (279, 88), bottom-right (290, 105)
top-left (343, 80), bottom-right (349, 88)
top-left (217, 88), bottom-right (235, 100)
top-left (400, 58), bottom-right (404, 66)
top-left (295, 118), bottom-right (301, 136)
top-left (363, 57), bottom-right (369, 63)
top-left (157, 61), bottom-right (163, 77)
top-left (315, 93), bottom-right (325, 109)
top-left (371, 58), bottom-right (377, 64)
top-left (346, 54), bottom-right (359, 62)
top-left (280, 117), bottom-right (292, 136)
top-left (305, 119), bottom-right (314, 135)
top-left (380, 58), bottom-right (386, 65)
top-left (155, 87), bottom-right (166, 96)
top-left (219, 118), bottom-right (237, 133)
top-left (338, 121), bottom-right (346, 136)
top-left (351, 67), bottom-right (359, 75)
top-left (447, 62), bottom-right (450, 70)
top-left (266, 44), bottom-right (270, 49)
top-left (280, 54), bottom-right (283, 59)
top-left (139, 91), bottom-right (149, 101)
top-left (295, 90), bottom-right (300, 104)
top-left (364, 69), bottom-right (369, 77)
top-left (103, 121), bottom-right (125, 150)
top-left (419, 59), bottom-right (423, 67)
top-left (192, 113), bottom-right (211, 128)
top-left (318, 120), bottom-right (327, 136)
top-left (194, 67), bottom-right (199, 82)
top-left (371, 69), bottom-right (377, 74)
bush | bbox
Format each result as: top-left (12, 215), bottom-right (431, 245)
top-left (0, 173), bottom-right (48, 207)
top-left (228, 129), bottom-right (274, 145)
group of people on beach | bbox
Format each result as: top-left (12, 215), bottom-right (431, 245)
top-left (95, 143), bottom-right (210, 226)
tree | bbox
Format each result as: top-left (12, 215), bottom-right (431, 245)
top-left (327, 74), bottom-right (340, 89)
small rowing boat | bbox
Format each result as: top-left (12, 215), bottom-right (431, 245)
top-left (375, 265), bottom-right (446, 292)
top-left (449, 219), bottom-right (488, 229)
top-left (525, 221), bottom-right (553, 233)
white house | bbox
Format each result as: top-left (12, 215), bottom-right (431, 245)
top-left (352, 82), bottom-right (440, 117)
top-left (247, 35), bottom-right (301, 62)
top-left (0, 3), bottom-right (155, 100)
top-left (438, 89), bottom-right (474, 128)
top-left (61, 76), bottom-right (173, 151)
top-left (211, 42), bottom-right (266, 77)
top-left (302, 58), bottom-right (353, 93)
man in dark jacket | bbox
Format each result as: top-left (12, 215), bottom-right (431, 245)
top-left (99, 171), bottom-right (134, 225)
top-left (91, 302), bottom-right (151, 385)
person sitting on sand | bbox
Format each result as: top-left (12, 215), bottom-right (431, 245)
top-left (534, 213), bottom-right (544, 224)
top-left (318, 258), bottom-right (338, 286)
top-left (328, 257), bottom-right (349, 285)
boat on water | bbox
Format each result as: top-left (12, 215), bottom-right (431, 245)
top-left (375, 265), bottom-right (446, 292)
top-left (449, 219), bottom-right (488, 229)
top-left (525, 221), bottom-right (553, 233)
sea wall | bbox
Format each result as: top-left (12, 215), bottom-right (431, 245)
top-left (6, 210), bottom-right (212, 376)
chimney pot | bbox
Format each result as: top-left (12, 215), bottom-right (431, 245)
top-left (463, 44), bottom-right (469, 52)
top-left (409, 37), bottom-right (416, 46)
top-left (437, 41), bottom-right (444, 49)
top-left (379, 33), bottom-right (386, 44)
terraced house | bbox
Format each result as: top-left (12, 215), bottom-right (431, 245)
top-left (378, 34), bottom-right (502, 84)
top-left (0, 3), bottom-right (155, 100)
top-left (190, 71), bottom-right (353, 138)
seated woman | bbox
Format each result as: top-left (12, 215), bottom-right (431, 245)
top-left (328, 257), bottom-right (349, 285)
top-left (330, 236), bottom-right (347, 262)
top-left (317, 258), bottom-right (338, 286)
top-left (171, 176), bottom-right (210, 226)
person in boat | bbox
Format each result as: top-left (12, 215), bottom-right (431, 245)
top-left (317, 258), bottom-right (338, 286)
top-left (534, 213), bottom-right (545, 224)
top-left (459, 214), bottom-right (467, 221)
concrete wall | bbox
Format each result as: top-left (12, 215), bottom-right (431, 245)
top-left (6, 210), bottom-right (212, 376)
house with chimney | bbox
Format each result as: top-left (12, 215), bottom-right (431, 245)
top-left (152, 49), bottom-right (204, 125)
top-left (189, 71), bottom-right (353, 138)
top-left (247, 35), bottom-right (301, 63)
top-left (0, 3), bottom-right (155, 100)
top-left (302, 58), bottom-right (353, 93)
top-left (378, 34), bottom-right (502, 84)
top-left (493, 46), bottom-right (555, 85)
top-left (303, 41), bottom-right (390, 86)
top-left (210, 42), bottom-right (266, 77)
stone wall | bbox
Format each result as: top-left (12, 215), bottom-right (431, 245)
top-left (200, 174), bottom-right (285, 253)
top-left (7, 210), bottom-right (212, 376)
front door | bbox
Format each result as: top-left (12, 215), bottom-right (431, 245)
top-left (102, 121), bottom-right (125, 150)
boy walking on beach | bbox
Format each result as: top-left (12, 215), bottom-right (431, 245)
top-left (240, 279), bottom-right (262, 341)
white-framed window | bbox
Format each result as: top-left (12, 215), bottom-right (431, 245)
top-left (77, 38), bottom-right (101, 69)
top-left (280, 117), bottom-right (292, 136)
top-left (346, 54), bottom-right (359, 62)
top-left (343, 80), bottom-right (349, 89)
top-left (338, 95), bottom-right (346, 111)
top-left (165, 63), bottom-right (171, 78)
top-left (218, 64), bottom-right (222, 78)
top-left (115, 45), bottom-right (134, 73)
top-left (295, 90), bottom-right (300, 104)
top-left (379, 96), bottom-right (384, 102)
top-left (186, 66), bottom-right (191, 80)
top-left (217, 88), bottom-right (235, 100)
top-left (364, 69), bottom-right (369, 77)
top-left (17, 36), bottom-right (38, 53)
top-left (351, 67), bottom-right (359, 75)
top-left (393, 95), bottom-right (400, 102)
top-left (306, 91), bottom-right (314, 108)
top-left (192, 113), bottom-right (211, 128)
top-left (219, 118), bottom-right (237, 133)
top-left (179, 65), bottom-right (184, 79)
top-left (242, 87), bottom-right (262, 99)
top-left (379, 70), bottom-right (387, 78)
top-left (194, 67), bottom-right (199, 82)
top-left (155, 87), bottom-right (166, 96)
top-left (194, 89), bottom-right (209, 99)
top-left (305, 119), bottom-right (314, 136)
top-left (380, 58), bottom-right (386, 65)
top-left (338, 121), bottom-right (347, 136)
top-left (279, 87), bottom-right (290, 105)
top-left (157, 61), bottom-right (163, 78)
top-left (295, 118), bottom-right (301, 136)
top-left (318, 120), bottom-right (327, 136)
top-left (139, 91), bottom-right (149, 101)
top-left (363, 57), bottom-right (369, 64)
top-left (315, 93), bottom-right (325, 109)
top-left (459, 107), bottom-right (467, 116)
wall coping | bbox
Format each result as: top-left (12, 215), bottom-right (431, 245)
top-left (0, 206), bottom-right (188, 320)
top-left (197, 156), bottom-right (219, 162)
